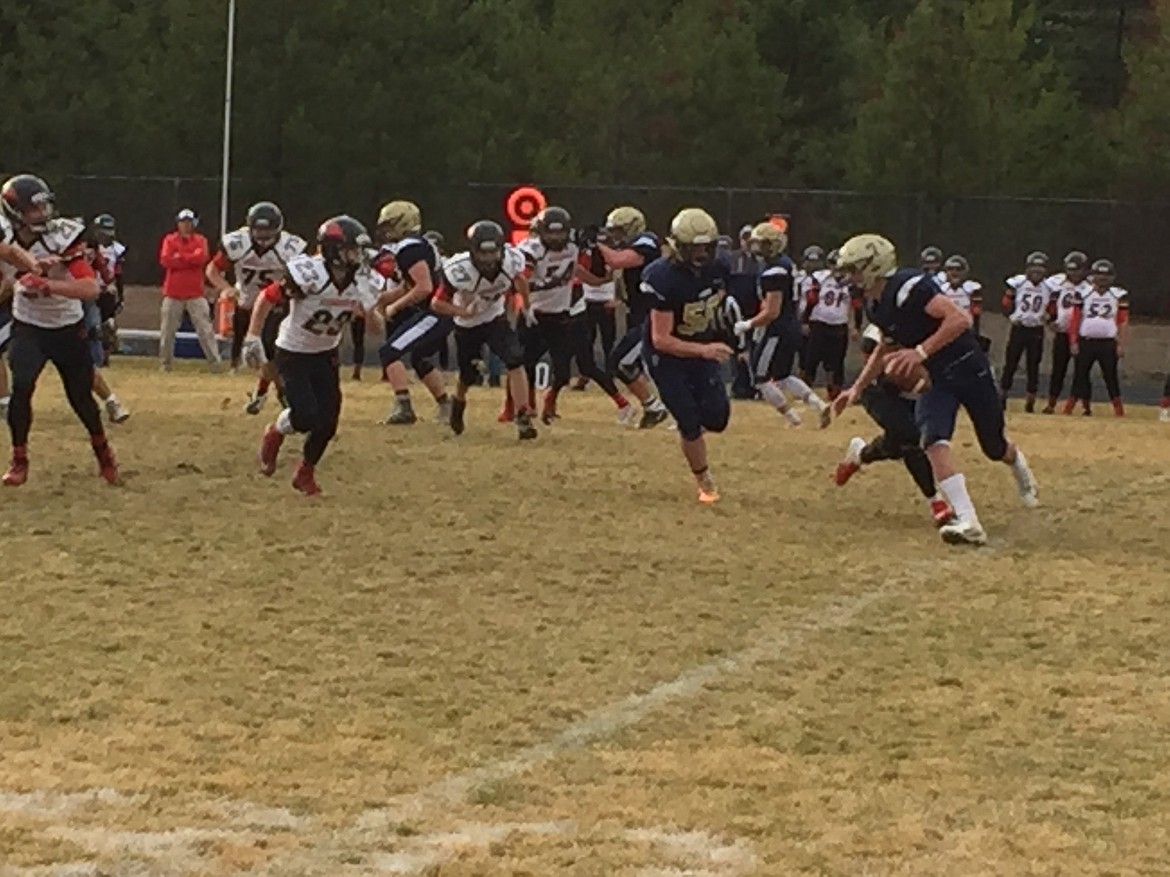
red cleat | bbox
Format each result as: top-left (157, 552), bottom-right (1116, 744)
top-left (833, 437), bottom-right (866, 487)
top-left (497, 396), bottom-right (515, 423)
top-left (258, 425), bottom-right (284, 476)
top-left (541, 388), bottom-right (559, 425)
top-left (93, 439), bottom-right (119, 485)
top-left (930, 498), bottom-right (956, 528)
top-left (3, 450), bottom-right (28, 487)
top-left (292, 462), bottom-right (321, 497)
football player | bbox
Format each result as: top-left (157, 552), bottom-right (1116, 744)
top-left (1064, 259), bottom-right (1128, 417)
top-left (937, 255), bottom-right (983, 334)
top-left (801, 248), bottom-right (861, 400)
top-left (90, 213), bottom-right (125, 365)
top-left (515, 206), bottom-right (631, 424)
top-left (795, 245), bottom-right (826, 372)
top-left (430, 221), bottom-right (538, 439)
top-left (572, 223), bottom-right (618, 391)
top-left (832, 234), bottom-right (1038, 546)
top-left (643, 208), bottom-right (736, 503)
top-left (732, 223), bottom-right (831, 428)
top-left (245, 216), bottom-right (384, 495)
top-left (998, 251), bottom-right (1049, 412)
top-left (83, 221), bottom-right (130, 424)
top-left (834, 324), bottom-right (956, 528)
top-left (374, 201), bottom-right (453, 425)
top-left (596, 206), bottom-right (669, 428)
top-left (920, 245), bottom-right (944, 279)
top-left (1042, 251), bottom-right (1090, 414)
top-left (0, 174), bottom-right (119, 486)
top-left (207, 201), bottom-right (306, 413)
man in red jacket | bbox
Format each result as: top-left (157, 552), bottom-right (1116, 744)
top-left (158, 208), bottom-right (222, 371)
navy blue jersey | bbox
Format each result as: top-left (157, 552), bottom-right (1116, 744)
top-left (726, 248), bottom-right (761, 318)
top-left (643, 256), bottom-right (733, 352)
top-left (622, 231), bottom-right (663, 326)
top-left (757, 254), bottom-right (799, 329)
top-left (867, 268), bottom-right (983, 371)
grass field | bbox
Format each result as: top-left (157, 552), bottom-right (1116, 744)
top-left (1, 358), bottom-right (1169, 876)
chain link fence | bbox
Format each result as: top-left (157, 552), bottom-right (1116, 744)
top-left (45, 176), bottom-right (1170, 318)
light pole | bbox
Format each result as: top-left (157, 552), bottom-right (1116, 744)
top-left (219, 0), bottom-right (237, 238)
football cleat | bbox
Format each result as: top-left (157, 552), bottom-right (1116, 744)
top-left (385, 398), bottom-right (417, 425)
top-left (1013, 465), bottom-right (1040, 509)
top-left (540, 389), bottom-right (559, 425)
top-left (1161, 408), bottom-right (1170, 423)
top-left (450, 399), bottom-right (466, 435)
top-left (616, 403), bottom-right (639, 428)
top-left (930, 498), bottom-right (956, 528)
top-left (784, 407), bottom-right (803, 428)
top-left (515, 410), bottom-right (538, 441)
top-left (435, 397), bottom-right (453, 425)
top-left (834, 437), bottom-right (866, 486)
top-left (244, 391), bottom-right (267, 415)
top-left (696, 471), bottom-right (720, 504)
top-left (292, 462), bottom-right (322, 496)
top-left (258, 425), bottom-right (284, 476)
top-left (3, 452), bottom-right (29, 487)
top-left (497, 396), bottom-right (515, 423)
top-left (638, 405), bottom-right (669, 430)
top-left (939, 518), bottom-right (988, 546)
top-left (106, 398), bottom-right (131, 424)
top-left (814, 399), bottom-right (832, 429)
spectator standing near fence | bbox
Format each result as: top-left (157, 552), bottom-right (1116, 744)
top-left (158, 208), bottom-right (221, 371)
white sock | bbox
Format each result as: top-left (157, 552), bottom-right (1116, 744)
top-left (106, 394), bottom-right (119, 406)
top-left (758, 382), bottom-right (790, 412)
top-left (1010, 449), bottom-right (1031, 481)
top-left (645, 396), bottom-right (664, 412)
top-left (0, 395), bottom-right (11, 406)
top-left (780, 375), bottom-right (823, 407)
top-left (275, 408), bottom-right (296, 435)
top-left (938, 474), bottom-right (977, 524)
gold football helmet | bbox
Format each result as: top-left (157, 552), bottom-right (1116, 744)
top-left (748, 222), bottom-right (788, 259)
top-left (376, 200), bottom-right (422, 243)
top-left (837, 234), bottom-right (897, 289)
top-left (604, 206), bottom-right (646, 244)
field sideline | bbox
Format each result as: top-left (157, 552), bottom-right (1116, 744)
top-left (1, 359), bottom-right (1168, 876)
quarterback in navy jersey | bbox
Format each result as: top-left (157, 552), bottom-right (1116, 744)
top-left (374, 200), bottom-right (453, 426)
top-left (731, 222), bottom-right (831, 428)
top-left (832, 234), bottom-right (1038, 545)
top-left (644, 208), bottom-right (736, 504)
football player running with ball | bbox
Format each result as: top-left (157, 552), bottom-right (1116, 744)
top-left (431, 221), bottom-right (538, 440)
top-left (643, 208), bottom-right (736, 504)
top-left (832, 234), bottom-right (1038, 545)
top-left (245, 217), bottom-right (384, 496)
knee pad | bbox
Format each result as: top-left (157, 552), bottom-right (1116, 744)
top-left (677, 420), bottom-right (704, 442)
top-left (700, 402), bottom-right (730, 435)
top-left (414, 357), bottom-right (436, 380)
top-left (976, 431), bottom-right (1008, 462)
top-left (377, 339), bottom-right (403, 368)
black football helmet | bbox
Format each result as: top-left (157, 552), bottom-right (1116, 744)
top-left (2, 174), bottom-right (55, 233)
top-left (1090, 258), bottom-right (1115, 288)
top-left (943, 254), bottom-right (969, 274)
top-left (1063, 250), bottom-right (1088, 277)
top-left (533, 206), bottom-right (572, 252)
top-left (91, 213), bottom-right (117, 246)
top-left (468, 220), bottom-right (506, 277)
top-left (247, 201), bottom-right (284, 249)
top-left (317, 215), bottom-right (370, 269)
top-left (801, 245), bottom-right (826, 269)
top-left (423, 229), bottom-right (446, 256)
top-left (920, 245), bottom-right (943, 271)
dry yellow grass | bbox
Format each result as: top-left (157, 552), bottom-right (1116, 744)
top-left (1, 358), bottom-right (1168, 876)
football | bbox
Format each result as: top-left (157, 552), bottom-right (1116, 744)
top-left (883, 357), bottom-right (932, 393)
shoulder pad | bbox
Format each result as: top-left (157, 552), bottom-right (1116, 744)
top-left (444, 253), bottom-right (475, 286)
top-left (813, 268), bottom-right (831, 282)
top-left (1112, 286), bottom-right (1128, 299)
top-left (278, 232), bottom-right (307, 259)
top-left (1005, 275), bottom-right (1024, 289)
top-left (44, 217), bottom-right (87, 255)
top-left (516, 236), bottom-right (541, 258)
top-left (964, 280), bottom-right (981, 292)
top-left (761, 264), bottom-right (790, 279)
top-left (0, 215), bottom-right (12, 244)
top-left (356, 265), bottom-right (386, 292)
top-left (632, 232), bottom-right (659, 251)
top-left (286, 254), bottom-right (328, 295)
top-left (503, 246), bottom-right (527, 278)
top-left (221, 228), bottom-right (251, 261)
top-left (111, 241), bottom-right (127, 260)
top-left (862, 323), bottom-right (883, 344)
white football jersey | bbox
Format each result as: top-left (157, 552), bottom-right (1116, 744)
top-left (98, 241), bottom-right (126, 290)
top-left (1045, 273), bottom-right (1090, 332)
top-left (519, 237), bottom-right (579, 314)
top-left (582, 280), bottom-right (616, 303)
top-left (807, 269), bottom-right (853, 325)
top-left (275, 255), bottom-right (383, 354)
top-left (1076, 286), bottom-right (1127, 340)
top-left (939, 278), bottom-right (982, 314)
top-left (11, 217), bottom-right (89, 329)
top-left (1004, 275), bottom-right (1048, 327)
top-left (220, 228), bottom-right (307, 307)
top-left (795, 271), bottom-right (817, 320)
top-left (442, 246), bottom-right (526, 329)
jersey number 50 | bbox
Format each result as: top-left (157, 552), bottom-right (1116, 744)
top-left (302, 309), bottom-right (354, 336)
top-left (678, 293), bottom-right (726, 337)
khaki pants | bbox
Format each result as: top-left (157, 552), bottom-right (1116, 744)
top-left (160, 296), bottom-right (222, 369)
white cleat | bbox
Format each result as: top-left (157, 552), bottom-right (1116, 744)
top-left (812, 398), bottom-right (832, 429)
top-left (105, 399), bottom-right (131, 424)
top-left (435, 397), bottom-right (453, 425)
top-left (940, 518), bottom-right (988, 546)
top-left (245, 392), bottom-right (268, 415)
top-left (1161, 408), bottom-right (1170, 423)
top-left (783, 408), bottom-right (803, 428)
top-left (616, 404), bottom-right (639, 428)
top-left (1012, 465), bottom-right (1040, 509)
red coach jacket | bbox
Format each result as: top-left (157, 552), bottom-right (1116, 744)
top-left (159, 231), bottom-right (210, 300)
